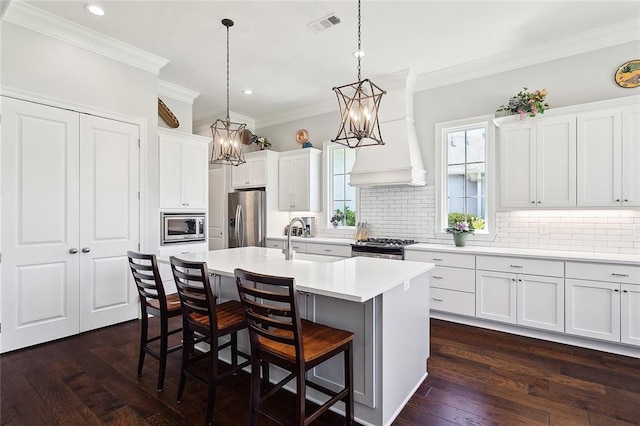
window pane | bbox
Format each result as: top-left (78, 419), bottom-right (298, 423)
top-left (333, 174), bottom-right (345, 200)
top-left (333, 201), bottom-right (345, 225)
top-left (448, 199), bottom-right (465, 222)
top-left (448, 164), bottom-right (465, 197)
top-left (333, 149), bottom-right (345, 174)
top-left (466, 198), bottom-right (486, 230)
top-left (465, 163), bottom-right (485, 196)
top-left (345, 175), bottom-right (356, 201)
top-left (345, 148), bottom-right (356, 171)
top-left (344, 201), bottom-right (356, 226)
top-left (466, 128), bottom-right (486, 163)
top-left (447, 131), bottom-right (466, 165)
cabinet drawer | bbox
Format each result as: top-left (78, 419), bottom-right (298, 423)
top-left (566, 262), bottom-right (639, 284)
top-left (290, 242), bottom-right (307, 252)
top-left (476, 255), bottom-right (564, 277)
top-left (430, 288), bottom-right (475, 317)
top-left (430, 266), bottom-right (475, 293)
top-left (405, 250), bottom-right (475, 269)
top-left (266, 239), bottom-right (284, 249)
top-left (306, 243), bottom-right (351, 257)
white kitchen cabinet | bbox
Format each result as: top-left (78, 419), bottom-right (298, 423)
top-left (1, 98), bottom-right (140, 352)
top-left (499, 115), bottom-right (576, 208)
top-left (158, 128), bottom-right (209, 209)
top-left (306, 242), bottom-right (351, 257)
top-left (231, 150), bottom-right (278, 189)
top-left (405, 250), bottom-right (476, 317)
top-left (577, 105), bottom-right (640, 207)
top-left (565, 261), bottom-right (639, 346)
top-left (476, 256), bottom-right (564, 332)
top-left (278, 148), bottom-right (321, 211)
top-left (208, 167), bottom-right (226, 250)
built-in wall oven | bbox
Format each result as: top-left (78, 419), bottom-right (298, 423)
top-left (161, 212), bottom-right (206, 244)
top-left (351, 238), bottom-right (416, 260)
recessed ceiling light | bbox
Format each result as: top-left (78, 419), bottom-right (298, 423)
top-left (243, 89), bottom-right (253, 95)
top-left (353, 50), bottom-right (365, 58)
top-left (84, 4), bottom-right (104, 16)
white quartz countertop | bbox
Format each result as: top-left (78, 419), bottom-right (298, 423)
top-left (162, 247), bottom-right (434, 303)
top-left (406, 243), bottom-right (640, 266)
top-left (266, 236), bottom-right (354, 245)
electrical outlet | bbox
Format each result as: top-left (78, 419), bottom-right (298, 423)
top-left (539, 223), bottom-right (549, 235)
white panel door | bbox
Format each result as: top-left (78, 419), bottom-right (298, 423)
top-left (577, 109), bottom-right (622, 206)
top-left (621, 284), bottom-right (640, 347)
top-left (536, 116), bottom-right (576, 207)
top-left (499, 123), bottom-right (536, 208)
top-left (208, 167), bottom-right (225, 250)
top-left (78, 115), bottom-right (139, 332)
top-left (566, 279), bottom-right (620, 342)
top-left (622, 105), bottom-right (640, 206)
top-left (517, 274), bottom-right (564, 332)
top-left (1, 98), bottom-right (81, 352)
top-left (476, 270), bottom-right (517, 324)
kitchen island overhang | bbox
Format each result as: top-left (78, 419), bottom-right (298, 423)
top-left (163, 247), bottom-right (434, 426)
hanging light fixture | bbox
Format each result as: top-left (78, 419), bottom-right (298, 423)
top-left (332, 0), bottom-right (386, 148)
top-left (211, 18), bottom-right (246, 166)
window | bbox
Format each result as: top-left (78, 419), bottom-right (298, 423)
top-left (324, 143), bottom-right (357, 228)
top-left (436, 116), bottom-right (494, 237)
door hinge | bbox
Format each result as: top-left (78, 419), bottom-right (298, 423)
top-left (138, 190), bottom-right (140, 200)
top-left (138, 138), bottom-right (140, 148)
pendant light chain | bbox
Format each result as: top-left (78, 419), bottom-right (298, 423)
top-left (357, 0), bottom-right (361, 82)
top-left (226, 22), bottom-right (230, 121)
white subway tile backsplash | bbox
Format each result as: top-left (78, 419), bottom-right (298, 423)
top-left (356, 185), bottom-right (640, 254)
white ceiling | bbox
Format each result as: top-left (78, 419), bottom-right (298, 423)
top-left (12, 1), bottom-right (640, 127)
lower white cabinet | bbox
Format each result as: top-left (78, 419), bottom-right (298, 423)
top-left (475, 256), bottom-right (564, 332)
top-left (565, 261), bottom-right (640, 346)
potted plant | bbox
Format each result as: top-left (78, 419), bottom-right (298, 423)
top-left (496, 87), bottom-right (549, 119)
top-left (252, 135), bottom-right (271, 150)
top-left (445, 221), bottom-right (474, 247)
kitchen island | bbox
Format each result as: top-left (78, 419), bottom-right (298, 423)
top-left (168, 246), bottom-right (434, 426)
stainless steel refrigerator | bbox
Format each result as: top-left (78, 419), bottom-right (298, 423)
top-left (228, 190), bottom-right (266, 248)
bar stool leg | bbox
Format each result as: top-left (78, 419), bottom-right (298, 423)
top-left (137, 308), bottom-right (148, 377)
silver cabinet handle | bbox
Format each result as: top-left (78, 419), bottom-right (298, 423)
top-left (324, 249), bottom-right (332, 252)
top-left (510, 265), bottom-right (524, 268)
top-left (431, 275), bottom-right (443, 279)
top-left (612, 273), bottom-right (629, 277)
top-left (432, 297), bottom-right (443, 302)
top-left (81, 247), bottom-right (91, 253)
top-left (432, 258), bottom-right (443, 261)
top-left (69, 248), bottom-right (78, 254)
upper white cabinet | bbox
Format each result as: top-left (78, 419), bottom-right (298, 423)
top-left (278, 148), bottom-right (322, 211)
top-left (577, 105), bottom-right (640, 207)
top-left (499, 115), bottom-right (576, 208)
top-left (158, 129), bottom-right (209, 210)
top-left (231, 150), bottom-right (280, 189)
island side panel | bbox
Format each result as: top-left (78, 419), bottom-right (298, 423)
top-left (381, 271), bottom-right (430, 425)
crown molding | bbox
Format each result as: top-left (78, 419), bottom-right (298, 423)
top-left (194, 110), bottom-right (256, 134)
top-left (3, 0), bottom-right (168, 75)
top-left (415, 17), bottom-right (640, 92)
top-left (158, 79), bottom-right (200, 104)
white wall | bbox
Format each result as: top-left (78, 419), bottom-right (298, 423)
top-left (1, 22), bottom-right (160, 252)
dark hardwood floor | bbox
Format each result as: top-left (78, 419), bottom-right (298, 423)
top-left (2, 318), bottom-right (639, 425)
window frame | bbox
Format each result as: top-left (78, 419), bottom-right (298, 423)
top-left (322, 141), bottom-right (359, 229)
top-left (435, 115), bottom-right (496, 242)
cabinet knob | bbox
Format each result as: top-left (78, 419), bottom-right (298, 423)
top-left (432, 297), bottom-right (443, 302)
top-left (81, 247), bottom-right (91, 253)
top-left (613, 288), bottom-right (619, 292)
top-left (531, 201), bottom-right (535, 204)
top-left (511, 278), bottom-right (516, 282)
top-left (616, 199), bottom-right (621, 202)
top-left (537, 201), bottom-right (541, 204)
top-left (69, 248), bottom-right (78, 254)
top-left (623, 199), bottom-right (629, 202)
top-left (623, 289), bottom-right (629, 293)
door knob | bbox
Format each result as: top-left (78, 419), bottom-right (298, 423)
top-left (81, 247), bottom-right (91, 253)
top-left (69, 248), bottom-right (78, 254)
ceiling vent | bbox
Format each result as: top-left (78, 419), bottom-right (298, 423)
top-left (307, 13), bottom-right (341, 33)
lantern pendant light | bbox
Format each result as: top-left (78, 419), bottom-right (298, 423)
top-left (332, 0), bottom-right (386, 148)
top-left (211, 18), bottom-right (246, 166)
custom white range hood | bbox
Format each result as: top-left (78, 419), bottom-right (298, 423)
top-left (349, 69), bottom-right (426, 187)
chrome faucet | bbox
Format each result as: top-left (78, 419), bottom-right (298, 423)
top-left (283, 217), bottom-right (306, 260)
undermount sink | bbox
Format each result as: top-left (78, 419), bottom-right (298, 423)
top-left (265, 251), bottom-right (342, 263)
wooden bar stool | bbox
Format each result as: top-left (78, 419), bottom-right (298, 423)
top-left (170, 257), bottom-right (251, 426)
top-left (234, 268), bottom-right (354, 426)
top-left (127, 251), bottom-right (182, 392)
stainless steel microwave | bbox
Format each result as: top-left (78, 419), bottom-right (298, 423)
top-left (161, 212), bottom-right (205, 244)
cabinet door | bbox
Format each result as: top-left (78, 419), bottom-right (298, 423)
top-left (517, 274), bottom-right (564, 332)
top-left (208, 168), bottom-right (225, 250)
top-left (536, 116), bottom-right (576, 207)
top-left (278, 155), bottom-right (296, 210)
top-left (621, 284), bottom-right (640, 346)
top-left (566, 279), bottom-right (620, 342)
top-left (500, 123), bottom-right (536, 208)
top-left (182, 140), bottom-right (207, 209)
top-left (622, 105), bottom-right (640, 206)
top-left (158, 136), bottom-right (184, 208)
top-left (476, 270), bottom-right (517, 324)
top-left (280, 155), bottom-right (309, 211)
top-left (577, 109), bottom-right (622, 206)
top-left (248, 157), bottom-right (266, 187)
top-left (231, 160), bottom-right (250, 188)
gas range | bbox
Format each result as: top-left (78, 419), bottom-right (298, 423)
top-left (351, 238), bottom-right (417, 260)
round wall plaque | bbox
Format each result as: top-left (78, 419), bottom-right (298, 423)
top-left (615, 60), bottom-right (640, 88)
